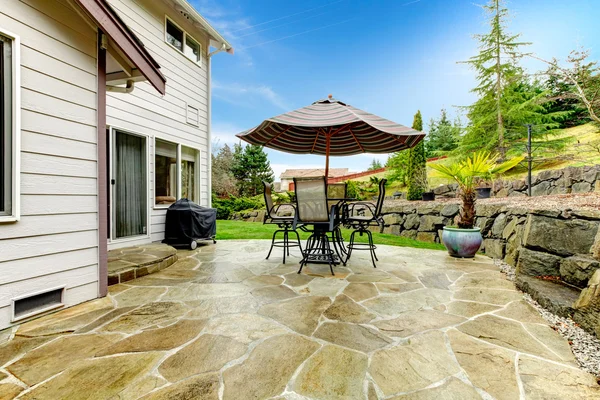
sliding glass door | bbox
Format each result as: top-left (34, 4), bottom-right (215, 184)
top-left (111, 129), bottom-right (147, 239)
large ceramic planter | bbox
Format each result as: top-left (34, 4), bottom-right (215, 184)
top-left (441, 227), bottom-right (482, 258)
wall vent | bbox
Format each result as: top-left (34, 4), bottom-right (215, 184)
top-left (12, 287), bottom-right (65, 322)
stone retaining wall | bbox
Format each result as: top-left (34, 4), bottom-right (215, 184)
top-left (433, 165), bottom-right (600, 198)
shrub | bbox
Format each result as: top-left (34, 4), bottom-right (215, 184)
top-left (212, 195), bottom-right (264, 220)
top-left (346, 180), bottom-right (364, 200)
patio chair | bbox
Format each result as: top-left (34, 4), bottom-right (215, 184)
top-left (293, 176), bottom-right (338, 275)
top-left (344, 178), bottom-right (387, 268)
top-left (263, 181), bottom-right (302, 264)
top-left (327, 182), bottom-right (349, 263)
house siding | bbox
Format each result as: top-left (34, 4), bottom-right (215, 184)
top-left (106, 0), bottom-right (211, 247)
top-left (0, 0), bottom-right (99, 329)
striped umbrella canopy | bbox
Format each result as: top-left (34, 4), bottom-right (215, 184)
top-left (236, 96), bottom-right (425, 178)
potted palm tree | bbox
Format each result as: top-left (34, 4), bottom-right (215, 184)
top-left (429, 152), bottom-right (523, 257)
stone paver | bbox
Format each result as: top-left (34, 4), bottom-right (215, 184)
top-left (0, 240), bottom-right (596, 399)
top-left (293, 345), bottom-right (368, 399)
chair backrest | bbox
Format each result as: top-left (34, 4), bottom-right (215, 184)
top-left (263, 181), bottom-right (275, 217)
top-left (327, 183), bottom-right (347, 199)
top-left (327, 182), bottom-right (347, 213)
top-left (293, 176), bottom-right (329, 222)
top-left (374, 179), bottom-right (387, 217)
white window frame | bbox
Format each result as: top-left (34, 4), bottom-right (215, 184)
top-left (181, 145), bottom-right (200, 202)
top-left (164, 16), bottom-right (202, 66)
top-left (0, 28), bottom-right (20, 223)
top-left (107, 126), bottom-right (151, 244)
top-left (153, 138), bottom-right (201, 208)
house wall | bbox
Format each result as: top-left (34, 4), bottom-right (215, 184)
top-left (105, 0), bottom-right (211, 247)
top-left (280, 178), bottom-right (291, 192)
top-left (0, 0), bottom-right (100, 330)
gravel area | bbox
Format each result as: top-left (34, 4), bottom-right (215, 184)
top-left (385, 192), bottom-right (600, 212)
top-left (498, 260), bottom-right (600, 378)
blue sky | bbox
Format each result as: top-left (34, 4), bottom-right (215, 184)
top-left (192, 0), bottom-right (599, 180)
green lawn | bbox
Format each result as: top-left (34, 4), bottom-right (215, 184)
top-left (216, 220), bottom-right (445, 251)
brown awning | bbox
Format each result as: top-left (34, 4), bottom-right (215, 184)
top-left (73, 0), bottom-right (166, 95)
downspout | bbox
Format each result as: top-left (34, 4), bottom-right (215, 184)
top-left (207, 43), bottom-right (227, 207)
top-left (106, 79), bottom-right (135, 93)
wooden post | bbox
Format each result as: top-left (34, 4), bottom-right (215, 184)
top-left (97, 30), bottom-right (108, 297)
top-left (325, 133), bottom-right (330, 182)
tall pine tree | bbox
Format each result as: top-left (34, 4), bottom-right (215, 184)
top-left (406, 111), bottom-right (428, 200)
top-left (426, 109), bottom-right (461, 155)
top-left (231, 144), bottom-right (274, 196)
top-left (460, 0), bottom-right (529, 159)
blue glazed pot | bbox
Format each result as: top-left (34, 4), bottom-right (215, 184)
top-left (442, 227), bottom-right (482, 258)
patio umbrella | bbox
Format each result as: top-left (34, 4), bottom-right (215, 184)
top-left (235, 95), bottom-right (426, 178)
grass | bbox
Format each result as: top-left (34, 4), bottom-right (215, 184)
top-left (216, 220), bottom-right (446, 251)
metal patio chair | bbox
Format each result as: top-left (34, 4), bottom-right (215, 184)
top-left (263, 181), bottom-right (302, 264)
top-left (327, 182), bottom-right (349, 264)
top-left (293, 176), bottom-right (338, 275)
top-left (344, 178), bottom-right (387, 268)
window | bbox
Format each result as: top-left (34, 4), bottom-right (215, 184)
top-left (165, 17), bottom-right (202, 65)
top-left (166, 19), bottom-right (183, 51)
top-left (154, 140), bottom-right (200, 206)
top-left (185, 36), bottom-right (201, 63)
top-left (0, 30), bottom-right (18, 221)
top-left (181, 146), bottom-right (198, 202)
top-left (155, 140), bottom-right (178, 206)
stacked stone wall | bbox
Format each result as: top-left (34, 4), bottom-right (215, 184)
top-left (433, 165), bottom-right (600, 198)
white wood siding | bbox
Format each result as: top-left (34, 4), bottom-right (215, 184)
top-left (0, 0), bottom-right (99, 330)
top-left (106, 0), bottom-right (211, 246)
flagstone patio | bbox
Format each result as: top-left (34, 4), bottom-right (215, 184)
top-left (1, 240), bottom-right (599, 399)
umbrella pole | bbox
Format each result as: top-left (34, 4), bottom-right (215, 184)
top-left (325, 134), bottom-right (330, 182)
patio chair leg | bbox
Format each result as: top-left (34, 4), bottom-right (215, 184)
top-left (365, 229), bottom-right (377, 268)
top-left (346, 230), bottom-right (356, 262)
top-left (327, 235), bottom-right (335, 276)
top-left (266, 229), bottom-right (280, 260)
top-left (293, 229), bottom-right (303, 255)
top-left (282, 230), bottom-right (287, 264)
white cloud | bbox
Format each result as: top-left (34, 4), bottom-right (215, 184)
top-left (211, 122), bottom-right (245, 151)
top-left (212, 81), bottom-right (290, 111)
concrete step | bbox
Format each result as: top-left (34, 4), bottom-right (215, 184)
top-left (107, 244), bottom-right (178, 285)
top-left (515, 274), bottom-right (581, 318)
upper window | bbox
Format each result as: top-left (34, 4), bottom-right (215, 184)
top-left (0, 31), bottom-right (18, 221)
top-left (165, 18), bottom-right (202, 65)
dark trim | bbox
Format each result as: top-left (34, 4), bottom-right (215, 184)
top-left (97, 30), bottom-right (108, 297)
top-left (74, 0), bottom-right (166, 95)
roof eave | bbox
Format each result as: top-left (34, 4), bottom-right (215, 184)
top-left (171, 0), bottom-right (234, 54)
top-left (73, 0), bottom-right (166, 94)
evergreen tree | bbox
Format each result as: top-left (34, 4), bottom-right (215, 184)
top-left (426, 109), bottom-right (461, 155)
top-left (460, 0), bottom-right (530, 159)
top-left (406, 111), bottom-right (428, 200)
top-left (540, 49), bottom-right (600, 126)
top-left (231, 144), bottom-right (274, 196)
top-left (368, 159), bottom-right (383, 170)
top-left (211, 144), bottom-right (238, 197)
top-left (386, 151), bottom-right (410, 185)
